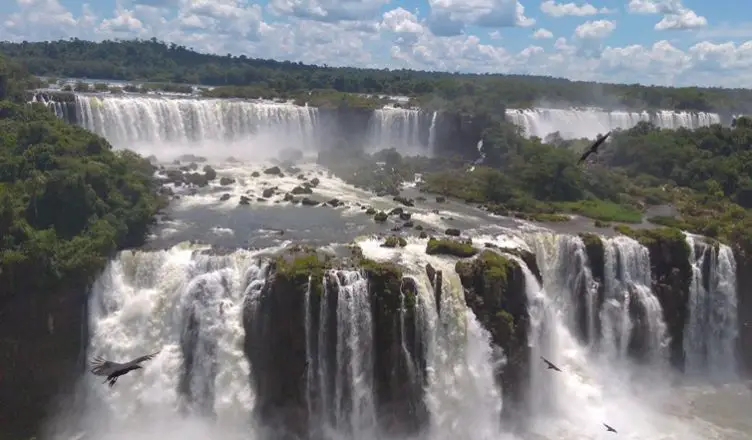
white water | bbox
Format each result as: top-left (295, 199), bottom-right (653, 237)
top-left (684, 236), bottom-right (739, 380)
top-left (506, 108), bottom-right (721, 139)
top-left (69, 245), bottom-right (265, 440)
top-left (602, 236), bottom-right (669, 365)
top-left (427, 111), bottom-right (438, 153)
top-left (367, 107), bottom-right (427, 155)
top-left (357, 238), bottom-right (506, 440)
top-left (75, 94), bottom-right (320, 159)
top-left (306, 270), bottom-right (377, 439)
top-left (520, 232), bottom-right (731, 440)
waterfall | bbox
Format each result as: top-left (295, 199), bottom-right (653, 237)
top-left (305, 270), bottom-right (377, 438)
top-left (367, 107), bottom-right (426, 155)
top-left (78, 246), bottom-right (258, 439)
top-left (506, 108), bottom-right (721, 139)
top-left (68, 94), bottom-right (320, 158)
top-left (684, 235), bottom-right (739, 380)
top-left (602, 236), bottom-right (668, 365)
top-left (427, 112), bottom-right (437, 153)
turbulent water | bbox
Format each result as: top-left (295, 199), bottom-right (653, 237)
top-left (31, 93), bottom-right (729, 154)
top-left (505, 108), bottom-right (722, 139)
top-left (684, 235), bottom-right (739, 381)
top-left (34, 91), bottom-right (750, 440)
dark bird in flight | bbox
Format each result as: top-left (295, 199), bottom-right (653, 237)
top-left (603, 423), bottom-right (617, 433)
top-left (540, 356), bottom-right (563, 372)
top-left (89, 350), bottom-right (161, 387)
top-left (577, 131), bottom-right (612, 165)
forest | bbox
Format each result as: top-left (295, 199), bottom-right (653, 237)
top-left (0, 54), bottom-right (164, 303)
top-left (2, 38), bottom-right (751, 113)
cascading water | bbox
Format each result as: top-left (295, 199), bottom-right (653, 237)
top-left (70, 94), bottom-right (320, 157)
top-left (367, 107), bottom-right (426, 155)
top-left (305, 270), bottom-right (377, 439)
top-left (74, 245), bottom-right (260, 440)
top-left (602, 236), bottom-right (668, 365)
top-left (427, 112), bottom-right (437, 153)
top-left (506, 108), bottom-right (721, 139)
top-left (519, 232), bottom-right (717, 439)
top-left (684, 235), bottom-right (739, 380)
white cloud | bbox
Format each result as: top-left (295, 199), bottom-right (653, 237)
top-left (628, 0), bottom-right (708, 30)
top-left (426, 0), bottom-right (535, 36)
top-left (540, 1), bottom-right (613, 17)
top-left (574, 20), bottom-right (616, 40)
top-left (532, 28), bottom-right (554, 39)
top-left (1, 0), bottom-right (752, 87)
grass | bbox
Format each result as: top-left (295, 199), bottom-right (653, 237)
top-left (554, 200), bottom-right (643, 223)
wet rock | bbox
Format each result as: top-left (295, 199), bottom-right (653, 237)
top-left (220, 193), bottom-right (231, 202)
top-left (219, 177), bottom-right (235, 186)
top-left (374, 211), bottom-right (388, 222)
top-left (435, 196), bottom-right (446, 203)
top-left (177, 154), bottom-right (207, 163)
top-left (291, 185), bottom-right (312, 195)
top-left (403, 221), bottom-right (414, 228)
top-left (300, 197), bottom-right (318, 206)
top-left (393, 196), bottom-right (414, 207)
top-left (310, 177), bottom-right (320, 187)
top-left (185, 173), bottom-right (209, 187)
top-left (251, 171), bottom-right (261, 177)
top-left (445, 228), bottom-right (461, 237)
top-left (382, 236), bottom-right (407, 248)
top-left (283, 193), bottom-right (294, 202)
top-left (425, 238), bottom-right (477, 258)
top-left (203, 165), bottom-right (217, 180)
top-left (264, 166), bottom-right (282, 175)
top-left (419, 231), bottom-right (428, 239)
top-left (327, 198), bottom-right (343, 207)
top-left (239, 195), bottom-right (251, 205)
top-left (262, 188), bottom-right (276, 198)
top-left (399, 212), bottom-right (411, 221)
top-left (365, 207), bottom-right (377, 215)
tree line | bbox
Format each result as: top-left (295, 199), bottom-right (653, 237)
top-left (2, 38), bottom-right (751, 113)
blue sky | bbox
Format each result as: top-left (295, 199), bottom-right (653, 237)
top-left (1, 0), bottom-right (750, 87)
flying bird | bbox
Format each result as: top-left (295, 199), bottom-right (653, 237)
top-left (89, 350), bottom-right (161, 387)
top-left (603, 423), bottom-right (617, 433)
top-left (577, 131), bottom-right (612, 165)
top-left (540, 356), bottom-right (563, 372)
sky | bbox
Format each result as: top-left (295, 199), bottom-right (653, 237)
top-left (1, 0), bottom-right (750, 88)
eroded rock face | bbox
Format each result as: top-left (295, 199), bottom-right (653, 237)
top-left (733, 245), bottom-right (752, 375)
top-left (635, 229), bottom-right (692, 369)
top-left (455, 250), bottom-right (530, 421)
top-left (0, 288), bottom-right (88, 440)
top-left (243, 251), bottom-right (428, 439)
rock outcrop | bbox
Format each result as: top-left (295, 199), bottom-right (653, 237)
top-left (243, 249), bottom-right (428, 439)
top-left (455, 250), bottom-right (530, 421)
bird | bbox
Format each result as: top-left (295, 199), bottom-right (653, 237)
top-left (603, 423), bottom-right (617, 433)
top-left (577, 131), bottom-right (612, 165)
top-left (89, 350), bottom-right (161, 387)
top-left (540, 356), bottom-right (563, 372)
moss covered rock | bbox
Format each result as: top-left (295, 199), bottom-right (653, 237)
top-left (425, 238), bottom-right (477, 258)
top-left (455, 250), bottom-right (529, 419)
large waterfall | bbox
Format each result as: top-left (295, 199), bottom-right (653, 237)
top-left (506, 108), bottom-right (722, 139)
top-left (684, 235), bottom-right (739, 380)
top-left (48, 222), bottom-right (748, 440)
top-left (30, 93), bottom-right (438, 157)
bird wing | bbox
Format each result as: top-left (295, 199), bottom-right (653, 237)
top-left (128, 350), bottom-right (161, 365)
top-left (89, 355), bottom-right (122, 376)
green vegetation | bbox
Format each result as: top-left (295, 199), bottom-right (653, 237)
top-left (425, 238), bottom-right (478, 258)
top-left (382, 236), bottom-right (407, 248)
top-left (0, 54), bottom-right (163, 301)
top-left (8, 38), bottom-right (752, 256)
top-left (4, 38), bottom-right (752, 112)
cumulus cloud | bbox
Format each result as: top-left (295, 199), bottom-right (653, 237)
top-left (426, 0), bottom-right (535, 37)
top-left (574, 20), bottom-right (616, 40)
top-left (532, 28), bottom-right (554, 39)
top-left (627, 0), bottom-right (708, 30)
top-left (540, 1), bottom-right (613, 17)
top-left (0, 0), bottom-right (751, 87)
